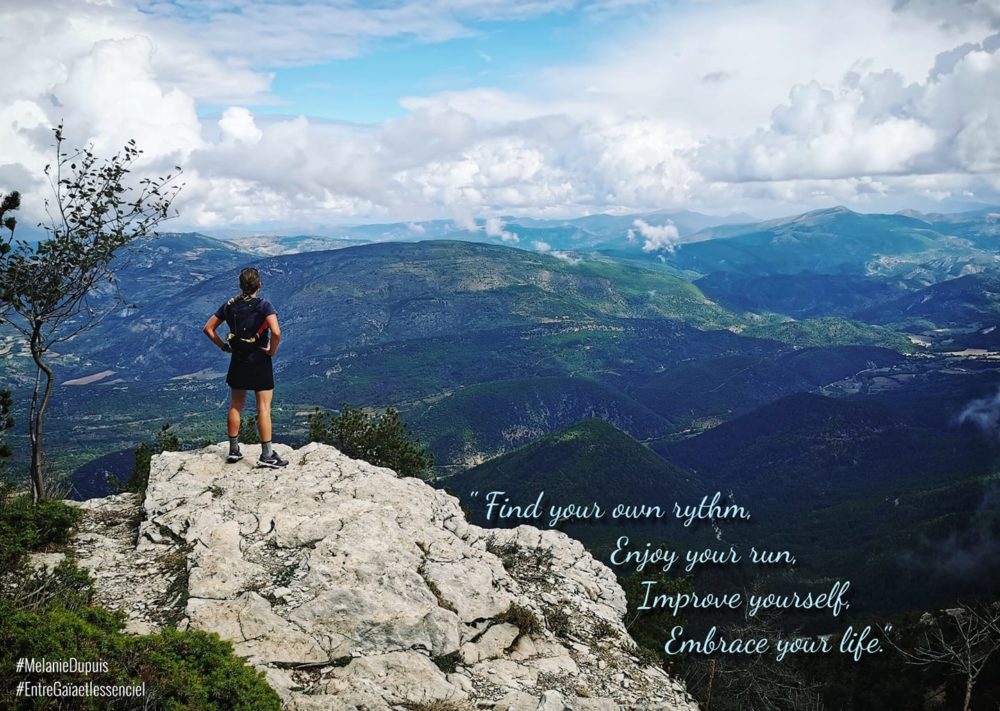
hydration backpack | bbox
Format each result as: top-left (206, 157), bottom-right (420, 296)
top-left (223, 296), bottom-right (269, 354)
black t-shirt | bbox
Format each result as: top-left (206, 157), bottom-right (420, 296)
top-left (215, 296), bottom-right (277, 362)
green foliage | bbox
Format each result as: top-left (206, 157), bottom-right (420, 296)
top-left (543, 605), bottom-right (572, 637)
top-left (308, 402), bottom-right (433, 479)
top-left (157, 423), bottom-right (182, 452)
top-left (620, 571), bottom-right (694, 669)
top-left (671, 207), bottom-right (968, 282)
top-left (13, 557), bottom-right (97, 612)
top-left (0, 124), bottom-right (182, 502)
top-left (633, 346), bottom-right (903, 430)
top-left (0, 482), bottom-right (80, 571)
top-left (499, 603), bottom-right (542, 638)
top-left (0, 388), bottom-right (13, 462)
top-left (0, 190), bottom-right (19, 248)
top-left (665, 389), bottom-right (1000, 615)
top-left (0, 568), bottom-right (281, 710)
top-left (864, 273), bottom-right (1000, 329)
top-left (695, 271), bottom-right (908, 320)
top-left (125, 423), bottom-right (182, 498)
top-left (564, 259), bottom-right (740, 329)
top-left (450, 417), bottom-right (698, 554)
top-left (0, 490), bottom-right (278, 710)
top-left (485, 535), bottom-right (520, 571)
top-left (400, 702), bottom-right (473, 711)
top-left (239, 414), bottom-right (261, 444)
top-left (132, 628), bottom-right (282, 710)
top-left (743, 316), bottom-right (914, 351)
top-left (408, 375), bottom-right (671, 467)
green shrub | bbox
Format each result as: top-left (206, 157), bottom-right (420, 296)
top-left (308, 402), bottom-right (434, 479)
top-left (0, 562), bottom-right (281, 710)
top-left (0, 489), bottom-right (279, 710)
top-left (634, 645), bottom-right (662, 668)
top-left (0, 482), bottom-right (80, 571)
top-left (10, 557), bottom-right (95, 612)
top-left (401, 702), bottom-right (473, 711)
top-left (132, 628), bottom-right (282, 710)
top-left (0, 387), bottom-right (13, 462)
top-left (499, 603), bottom-right (542, 638)
top-left (125, 423), bottom-right (182, 499)
top-left (484, 535), bottom-right (519, 571)
top-left (619, 570), bottom-right (694, 669)
top-left (592, 618), bottom-right (618, 640)
top-left (544, 605), bottom-right (572, 638)
top-left (239, 414), bottom-right (260, 444)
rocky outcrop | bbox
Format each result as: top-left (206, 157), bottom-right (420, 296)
top-left (65, 442), bottom-right (698, 710)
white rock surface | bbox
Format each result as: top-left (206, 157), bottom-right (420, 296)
top-left (65, 442), bottom-right (699, 710)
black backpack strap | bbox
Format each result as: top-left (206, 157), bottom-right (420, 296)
top-left (222, 296), bottom-right (238, 330)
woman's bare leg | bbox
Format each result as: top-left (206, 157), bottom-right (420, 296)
top-left (256, 389), bottom-right (273, 442)
top-left (228, 389), bottom-right (246, 437)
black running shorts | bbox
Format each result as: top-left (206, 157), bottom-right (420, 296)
top-left (226, 350), bottom-right (274, 391)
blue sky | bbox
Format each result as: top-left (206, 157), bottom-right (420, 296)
top-left (1, 0), bottom-right (999, 230)
top-left (203, 9), bottom-right (644, 124)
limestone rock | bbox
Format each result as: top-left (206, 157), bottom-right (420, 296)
top-left (461, 622), bottom-right (520, 664)
top-left (186, 592), bottom-right (328, 665)
top-left (66, 442), bottom-right (700, 710)
top-left (323, 651), bottom-right (466, 705)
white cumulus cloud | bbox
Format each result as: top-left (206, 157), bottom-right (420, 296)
top-left (632, 218), bottom-right (680, 252)
top-left (695, 33), bottom-right (1000, 183)
top-left (0, 0), bottom-right (998, 229)
top-left (484, 217), bottom-right (519, 242)
top-left (219, 107), bottom-right (263, 145)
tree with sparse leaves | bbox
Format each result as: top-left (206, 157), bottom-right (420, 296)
top-left (0, 190), bottom-right (18, 249)
top-left (0, 193), bottom-right (16, 471)
top-left (0, 124), bottom-right (182, 503)
top-left (885, 601), bottom-right (1000, 711)
top-left (683, 609), bottom-right (826, 711)
top-left (308, 402), bottom-right (434, 479)
top-left (0, 389), bottom-right (13, 467)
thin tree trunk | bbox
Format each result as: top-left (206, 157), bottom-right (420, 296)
top-left (963, 673), bottom-right (973, 711)
top-left (705, 658), bottom-right (716, 711)
top-left (28, 321), bottom-right (53, 504)
top-left (27, 352), bottom-right (42, 503)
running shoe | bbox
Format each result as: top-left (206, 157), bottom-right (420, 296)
top-left (257, 450), bottom-right (289, 468)
top-left (226, 446), bottom-right (243, 463)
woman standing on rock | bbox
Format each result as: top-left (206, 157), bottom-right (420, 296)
top-left (203, 267), bottom-right (288, 468)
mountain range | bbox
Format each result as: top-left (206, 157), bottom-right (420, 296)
top-left (2, 203), bottom-right (999, 625)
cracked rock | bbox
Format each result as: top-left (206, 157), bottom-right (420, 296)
top-left (64, 442), bottom-right (699, 710)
